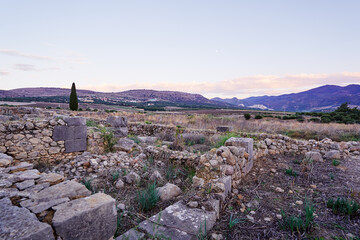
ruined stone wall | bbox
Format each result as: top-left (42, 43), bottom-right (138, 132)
top-left (0, 117), bottom-right (67, 161)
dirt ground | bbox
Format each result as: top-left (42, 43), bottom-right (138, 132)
top-left (213, 154), bottom-right (360, 240)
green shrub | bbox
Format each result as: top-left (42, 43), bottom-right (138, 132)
top-left (244, 113), bottom-right (251, 120)
top-left (145, 121), bottom-right (152, 125)
top-left (128, 134), bottom-right (141, 144)
top-left (255, 115), bottom-right (263, 119)
top-left (326, 198), bottom-right (360, 217)
top-left (332, 159), bottom-right (340, 166)
top-left (285, 168), bottom-right (298, 177)
top-left (138, 182), bottom-right (159, 212)
top-left (280, 203), bottom-right (314, 233)
top-left (100, 127), bottom-right (117, 153)
top-left (86, 119), bottom-right (98, 127)
top-left (229, 213), bottom-right (241, 228)
top-left (213, 132), bottom-right (241, 148)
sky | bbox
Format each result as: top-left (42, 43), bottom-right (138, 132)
top-left (0, 0), bottom-right (360, 99)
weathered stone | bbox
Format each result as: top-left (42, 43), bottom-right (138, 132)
top-left (48, 147), bottom-right (61, 154)
top-left (31, 180), bottom-right (91, 202)
top-left (115, 179), bottom-right (125, 189)
top-left (149, 170), bottom-right (163, 181)
top-left (52, 193), bottom-right (117, 240)
top-left (138, 136), bottom-right (158, 144)
top-left (216, 126), bottom-right (233, 132)
top-left (37, 173), bottom-right (65, 185)
top-left (15, 152), bottom-right (27, 160)
top-left (124, 171), bottom-right (140, 184)
top-left (0, 153), bottom-right (12, 167)
top-left (7, 162), bottom-right (33, 173)
top-left (187, 201), bottom-right (199, 208)
top-left (11, 169), bottom-right (41, 182)
top-left (115, 138), bottom-right (135, 153)
top-left (324, 150), bottom-right (341, 159)
top-left (63, 116), bottom-right (86, 126)
top-left (107, 116), bottom-right (128, 127)
top-left (21, 197), bottom-right (70, 214)
top-left (0, 197), bottom-right (55, 240)
top-left (157, 183), bottom-right (182, 201)
top-left (0, 179), bottom-right (12, 188)
top-left (116, 228), bottom-right (145, 240)
top-left (15, 179), bottom-right (35, 190)
top-left (192, 176), bottom-right (205, 187)
top-left (65, 138), bottom-right (87, 153)
top-left (53, 126), bottom-right (67, 141)
top-left (139, 201), bottom-right (217, 240)
top-left (305, 151), bottom-right (323, 162)
top-left (225, 137), bottom-right (254, 162)
top-left (69, 126), bottom-right (87, 139)
top-left (217, 147), bottom-right (236, 165)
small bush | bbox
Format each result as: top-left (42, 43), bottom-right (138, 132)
top-left (280, 203), bottom-right (314, 233)
top-left (145, 121), bottom-right (152, 125)
top-left (255, 115), bottom-right (263, 119)
top-left (332, 159), bottom-right (340, 166)
top-left (86, 119), bottom-right (98, 127)
top-left (229, 213), bottom-right (241, 228)
top-left (326, 198), bottom-right (360, 217)
top-left (100, 127), bottom-right (117, 153)
top-left (285, 168), bottom-right (298, 177)
top-left (138, 182), bottom-right (159, 212)
top-left (244, 113), bottom-right (251, 120)
top-left (213, 132), bottom-right (242, 148)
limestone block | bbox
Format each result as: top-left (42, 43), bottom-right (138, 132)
top-left (65, 139), bottom-right (87, 153)
top-left (52, 193), bottom-right (117, 240)
top-left (63, 116), bottom-right (86, 126)
top-left (0, 197), bottom-right (54, 240)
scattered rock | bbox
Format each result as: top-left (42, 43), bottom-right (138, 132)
top-left (115, 179), bottom-right (124, 189)
top-left (324, 150), bottom-right (341, 160)
top-left (157, 183), bottom-right (182, 201)
top-left (187, 201), bottom-right (199, 208)
top-left (211, 233), bottom-right (224, 240)
top-left (305, 151), bottom-right (323, 162)
top-left (275, 187), bottom-right (284, 193)
top-left (37, 173), bottom-right (64, 185)
top-left (295, 200), bottom-right (303, 205)
top-left (124, 171), bottom-right (140, 184)
top-left (246, 215), bottom-right (255, 223)
top-left (149, 170), bottom-right (163, 182)
top-left (0, 153), bottom-right (12, 167)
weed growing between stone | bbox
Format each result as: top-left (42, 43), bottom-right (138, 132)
top-left (100, 127), bottom-right (117, 153)
top-left (138, 182), bottom-right (159, 212)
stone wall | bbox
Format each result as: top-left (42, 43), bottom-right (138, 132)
top-left (0, 117), bottom-right (67, 161)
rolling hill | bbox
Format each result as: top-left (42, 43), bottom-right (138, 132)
top-left (212, 84), bottom-right (360, 112)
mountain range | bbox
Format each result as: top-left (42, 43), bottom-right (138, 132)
top-left (0, 84), bottom-right (359, 112)
top-left (212, 84), bottom-right (360, 112)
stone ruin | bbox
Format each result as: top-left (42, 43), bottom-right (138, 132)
top-left (1, 107), bottom-right (359, 239)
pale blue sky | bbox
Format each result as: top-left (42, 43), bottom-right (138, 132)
top-left (1, 0), bottom-right (359, 98)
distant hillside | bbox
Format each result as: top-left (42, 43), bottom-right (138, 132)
top-left (0, 87), bottom-right (232, 109)
top-left (212, 84), bottom-right (360, 112)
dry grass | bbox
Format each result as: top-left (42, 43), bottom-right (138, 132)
top-left (119, 112), bottom-right (360, 142)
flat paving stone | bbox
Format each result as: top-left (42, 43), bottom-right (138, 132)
top-left (138, 201), bottom-right (217, 240)
top-left (0, 197), bottom-right (54, 240)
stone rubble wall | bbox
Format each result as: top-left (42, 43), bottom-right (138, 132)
top-left (0, 117), bottom-right (67, 161)
top-left (0, 114), bottom-right (130, 161)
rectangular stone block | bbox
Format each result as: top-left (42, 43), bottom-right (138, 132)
top-left (68, 126), bottom-right (87, 139)
top-left (63, 117), bottom-right (86, 126)
top-left (106, 116), bottom-right (128, 127)
top-left (225, 137), bottom-right (254, 162)
top-left (53, 126), bottom-right (67, 141)
top-left (52, 193), bottom-right (117, 240)
top-left (65, 139), bottom-right (87, 153)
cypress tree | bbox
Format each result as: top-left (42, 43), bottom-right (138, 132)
top-left (69, 82), bottom-right (78, 111)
